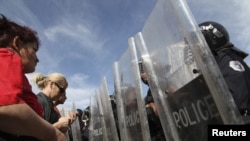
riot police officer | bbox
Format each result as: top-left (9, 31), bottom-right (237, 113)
top-left (139, 61), bottom-right (166, 141)
top-left (199, 21), bottom-right (250, 119)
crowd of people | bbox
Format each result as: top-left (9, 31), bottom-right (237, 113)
top-left (0, 11), bottom-right (250, 141)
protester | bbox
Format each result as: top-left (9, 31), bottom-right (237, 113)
top-left (53, 91), bottom-right (67, 107)
top-left (33, 72), bottom-right (77, 133)
top-left (199, 21), bottom-right (250, 118)
top-left (53, 90), bottom-right (67, 119)
top-left (0, 14), bottom-right (67, 141)
top-left (139, 60), bottom-right (166, 141)
top-left (52, 88), bottom-right (82, 141)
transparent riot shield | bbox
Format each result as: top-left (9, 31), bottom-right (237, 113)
top-left (96, 90), bottom-right (109, 141)
top-left (113, 62), bottom-right (128, 141)
top-left (112, 43), bottom-right (151, 141)
top-left (98, 76), bottom-right (119, 141)
top-left (58, 108), bottom-right (71, 141)
top-left (70, 102), bottom-right (82, 141)
top-left (128, 37), bottom-right (151, 141)
top-left (133, 0), bottom-right (244, 140)
top-left (89, 93), bottom-right (107, 141)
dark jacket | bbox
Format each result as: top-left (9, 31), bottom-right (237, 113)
top-left (214, 44), bottom-right (250, 113)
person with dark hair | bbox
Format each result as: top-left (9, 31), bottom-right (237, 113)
top-left (0, 14), bottom-right (67, 141)
top-left (139, 61), bottom-right (166, 141)
top-left (199, 21), bottom-right (250, 118)
top-left (76, 109), bottom-right (84, 131)
top-left (81, 106), bottom-right (90, 141)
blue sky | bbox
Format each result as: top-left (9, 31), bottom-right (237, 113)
top-left (1, 0), bottom-right (250, 110)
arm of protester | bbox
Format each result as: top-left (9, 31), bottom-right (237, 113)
top-left (0, 103), bottom-right (67, 141)
top-left (53, 116), bottom-right (73, 133)
top-left (69, 112), bottom-right (78, 123)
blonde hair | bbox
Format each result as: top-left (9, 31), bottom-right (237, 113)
top-left (32, 73), bottom-right (68, 90)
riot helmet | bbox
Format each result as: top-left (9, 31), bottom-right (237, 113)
top-left (199, 21), bottom-right (248, 58)
top-left (199, 21), bottom-right (229, 51)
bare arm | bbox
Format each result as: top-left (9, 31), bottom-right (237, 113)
top-left (53, 113), bottom-right (77, 133)
top-left (0, 103), bottom-right (67, 141)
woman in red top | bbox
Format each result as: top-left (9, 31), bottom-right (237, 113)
top-left (0, 14), bottom-right (67, 141)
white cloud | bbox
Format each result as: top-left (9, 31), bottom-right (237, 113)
top-left (43, 18), bottom-right (105, 54)
top-left (68, 73), bottom-right (89, 87)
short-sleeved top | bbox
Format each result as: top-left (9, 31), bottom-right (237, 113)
top-left (37, 92), bottom-right (60, 124)
top-left (0, 48), bottom-right (43, 117)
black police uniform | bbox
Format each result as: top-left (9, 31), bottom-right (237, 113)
top-left (144, 89), bottom-right (166, 141)
top-left (214, 43), bottom-right (250, 115)
top-left (199, 21), bottom-right (250, 118)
